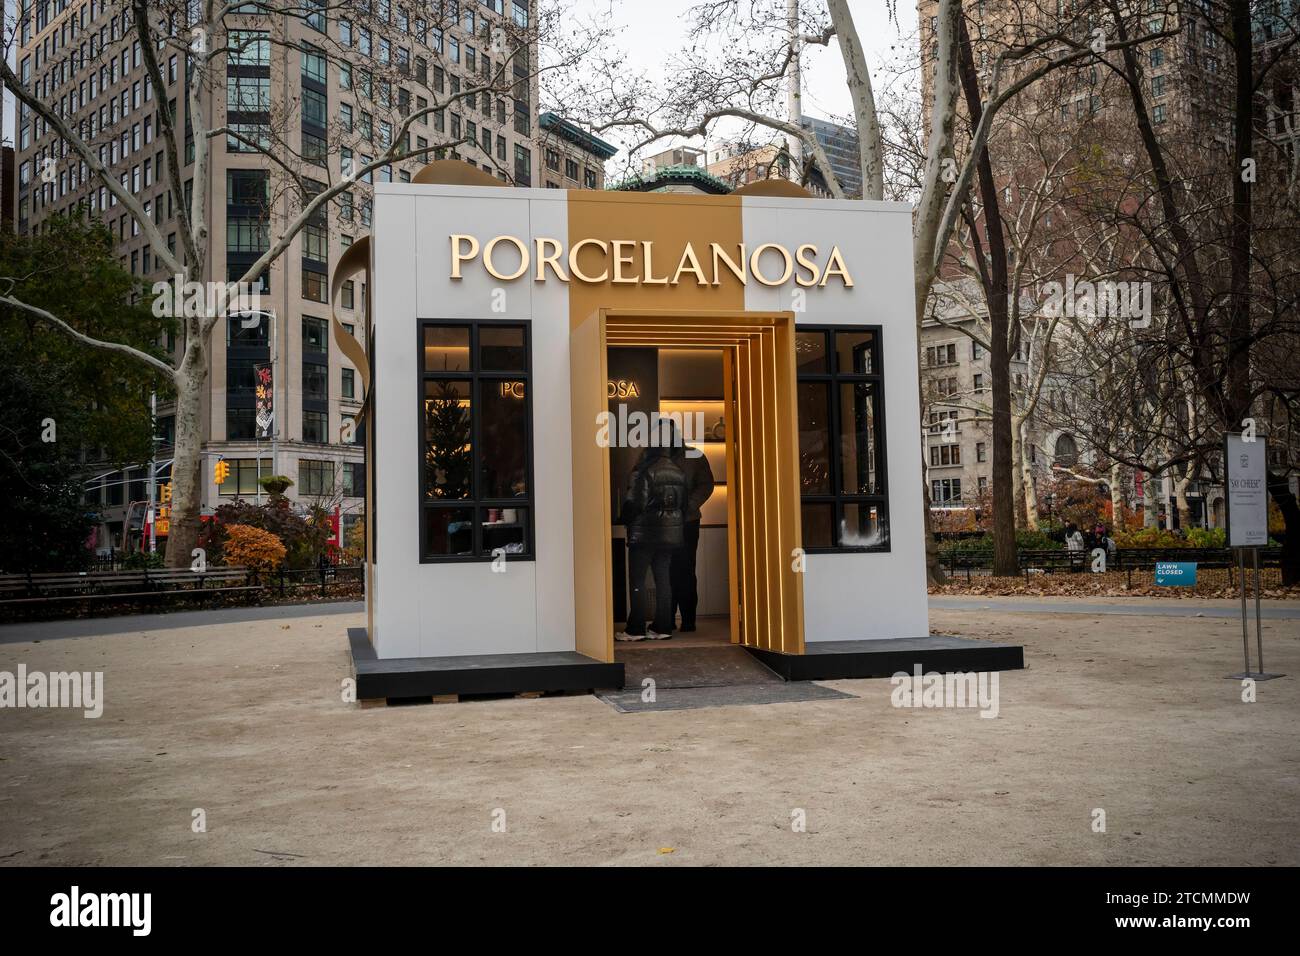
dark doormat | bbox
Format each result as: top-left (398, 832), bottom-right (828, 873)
top-left (616, 643), bottom-right (781, 689)
top-left (601, 644), bottom-right (856, 712)
top-left (598, 681), bottom-right (855, 713)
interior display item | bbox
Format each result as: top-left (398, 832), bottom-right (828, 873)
top-left (710, 417), bottom-right (726, 441)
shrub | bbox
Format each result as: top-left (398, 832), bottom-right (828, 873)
top-left (343, 517), bottom-right (366, 564)
top-left (941, 528), bottom-right (1064, 553)
top-left (122, 550), bottom-right (164, 569)
top-left (259, 474), bottom-right (294, 497)
top-left (1114, 526), bottom-right (1188, 549)
top-left (198, 497), bottom-right (331, 569)
top-left (1015, 528), bottom-right (1061, 550)
top-left (1185, 526), bottom-right (1226, 548)
top-left (222, 524), bottom-right (286, 573)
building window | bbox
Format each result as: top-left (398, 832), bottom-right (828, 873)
top-left (219, 459), bottom-right (272, 497)
top-left (227, 75), bottom-right (270, 113)
top-left (930, 444), bottom-right (960, 466)
top-left (976, 442), bottom-right (987, 463)
top-left (795, 327), bottom-right (889, 551)
top-left (1054, 434), bottom-right (1079, 467)
top-left (302, 268), bottom-right (328, 303)
top-left (931, 478), bottom-right (962, 504)
top-left (343, 461), bottom-right (366, 497)
top-left (342, 367), bottom-right (356, 399)
top-left (513, 143), bottom-right (531, 185)
top-left (926, 342), bottom-right (957, 366)
top-left (303, 316), bottom-right (329, 354)
top-left (302, 410), bottom-right (329, 444)
top-left (303, 362), bottom-right (328, 401)
top-left (300, 458), bottom-right (334, 496)
top-left (420, 321), bottom-right (533, 561)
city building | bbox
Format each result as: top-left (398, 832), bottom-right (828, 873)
top-left (920, 279), bottom-right (1060, 523)
top-left (610, 161), bottom-right (732, 195)
top-left (13, 0), bottom-right (542, 555)
top-left (705, 141), bottom-right (792, 189)
top-left (640, 144), bottom-right (705, 174)
top-left (800, 115), bottom-right (861, 198)
top-left (537, 111), bottom-right (617, 189)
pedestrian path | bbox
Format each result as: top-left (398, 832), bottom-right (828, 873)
top-left (0, 600), bottom-right (363, 643)
top-left (930, 596), bottom-right (1300, 619)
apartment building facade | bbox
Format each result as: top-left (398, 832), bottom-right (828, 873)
top-left (920, 280), bottom-right (1070, 520)
top-left (13, 0), bottom-right (541, 554)
top-left (537, 111), bottom-right (616, 189)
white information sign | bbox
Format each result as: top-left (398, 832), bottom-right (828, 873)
top-left (1224, 434), bottom-right (1268, 548)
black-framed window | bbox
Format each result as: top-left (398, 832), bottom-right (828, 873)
top-left (219, 459), bottom-right (271, 497)
top-left (795, 326), bottom-right (889, 551)
top-left (419, 321), bottom-right (533, 562)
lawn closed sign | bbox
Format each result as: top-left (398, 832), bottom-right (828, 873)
top-left (1155, 562), bottom-right (1197, 586)
top-left (1224, 434), bottom-right (1268, 548)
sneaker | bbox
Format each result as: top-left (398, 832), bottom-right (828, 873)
top-left (645, 629), bottom-right (673, 641)
top-left (616, 631), bottom-right (646, 642)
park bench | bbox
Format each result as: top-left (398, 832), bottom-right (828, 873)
top-left (1018, 549), bottom-right (1090, 574)
top-left (0, 567), bottom-right (261, 608)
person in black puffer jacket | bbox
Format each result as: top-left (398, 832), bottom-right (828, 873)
top-left (617, 420), bottom-right (687, 641)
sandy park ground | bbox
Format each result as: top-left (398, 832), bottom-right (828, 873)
top-left (0, 599), bottom-right (1296, 866)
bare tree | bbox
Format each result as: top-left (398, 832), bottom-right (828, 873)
top-left (1, 0), bottom-right (604, 567)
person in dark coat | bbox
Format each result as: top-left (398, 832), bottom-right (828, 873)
top-left (669, 443), bottom-right (714, 632)
top-left (617, 420), bottom-right (687, 641)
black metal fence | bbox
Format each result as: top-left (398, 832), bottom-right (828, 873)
top-left (939, 547), bottom-right (1284, 589)
top-left (83, 550), bottom-right (360, 572)
top-left (254, 564), bottom-right (366, 599)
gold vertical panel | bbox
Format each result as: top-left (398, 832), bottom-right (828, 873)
top-left (566, 193), bottom-right (744, 663)
top-left (773, 316), bottom-right (806, 653)
top-left (599, 316), bottom-right (805, 655)
top-left (565, 192), bottom-right (746, 328)
top-left (569, 309), bottom-right (614, 662)
top-left (722, 350), bottom-right (740, 646)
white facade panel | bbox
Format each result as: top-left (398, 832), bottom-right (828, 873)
top-left (741, 196), bottom-right (930, 641)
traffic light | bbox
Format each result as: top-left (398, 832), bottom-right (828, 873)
top-left (160, 483), bottom-right (172, 503)
top-left (214, 460), bottom-right (230, 485)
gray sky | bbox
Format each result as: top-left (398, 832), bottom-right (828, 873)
top-left (591, 0), bottom-right (918, 157)
top-left (603, 0), bottom-right (916, 120)
top-left (3, 1), bottom-right (918, 151)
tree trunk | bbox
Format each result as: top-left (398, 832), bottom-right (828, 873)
top-left (1225, 0), bottom-right (1255, 427)
top-left (1143, 471), bottom-right (1158, 528)
top-left (956, 19), bottom-right (1017, 577)
top-left (165, 352), bottom-right (207, 568)
top-left (1021, 419), bottom-right (1040, 530)
top-left (919, 377), bottom-right (948, 586)
top-left (1011, 420), bottom-right (1025, 530)
top-left (1268, 473), bottom-right (1299, 586)
top-left (1174, 475), bottom-right (1192, 530)
top-left (826, 0), bottom-right (884, 200)
top-left (1109, 462), bottom-right (1124, 531)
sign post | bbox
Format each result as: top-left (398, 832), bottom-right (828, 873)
top-left (1223, 433), bottom-right (1282, 680)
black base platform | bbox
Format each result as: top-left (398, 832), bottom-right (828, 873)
top-left (745, 635), bottom-right (1024, 682)
top-left (349, 628), bottom-right (625, 700)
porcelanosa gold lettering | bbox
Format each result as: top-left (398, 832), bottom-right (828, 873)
top-left (448, 235), bottom-right (854, 288)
